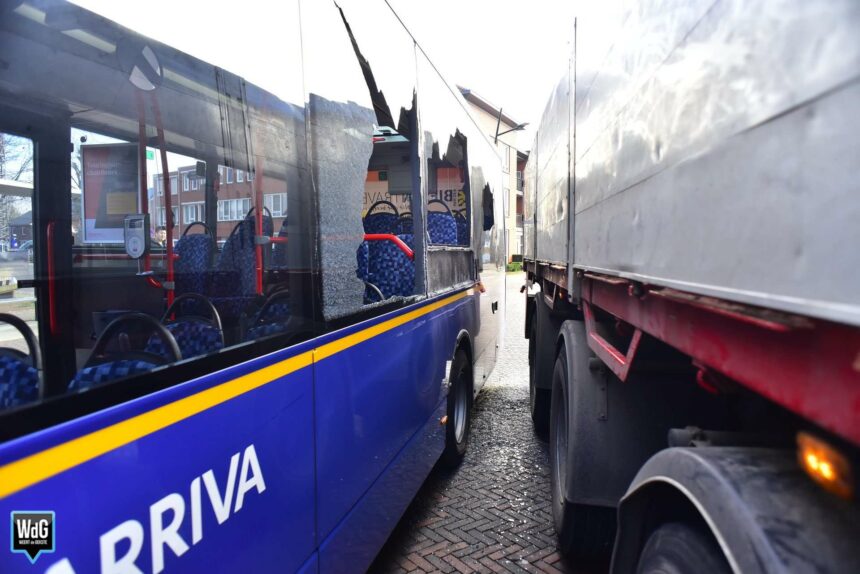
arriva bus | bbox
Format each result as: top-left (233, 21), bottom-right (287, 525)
top-left (0, 1), bottom-right (506, 572)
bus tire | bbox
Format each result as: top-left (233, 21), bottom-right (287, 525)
top-left (636, 522), bottom-right (731, 574)
top-left (529, 316), bottom-right (550, 438)
top-left (441, 349), bottom-right (472, 468)
top-left (550, 349), bottom-right (615, 562)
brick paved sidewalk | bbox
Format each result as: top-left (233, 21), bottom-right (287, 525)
top-left (371, 274), bottom-right (584, 574)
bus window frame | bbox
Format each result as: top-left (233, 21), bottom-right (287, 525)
top-left (0, 105), bottom-right (77, 397)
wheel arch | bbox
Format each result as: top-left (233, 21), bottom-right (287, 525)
top-left (452, 329), bottom-right (475, 397)
top-left (453, 328), bottom-right (474, 367)
top-left (612, 447), bottom-right (860, 574)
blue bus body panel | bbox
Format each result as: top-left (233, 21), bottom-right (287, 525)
top-left (319, 398), bottom-right (447, 573)
top-left (0, 344), bottom-right (318, 573)
top-left (314, 292), bottom-right (475, 540)
top-left (0, 289), bottom-right (478, 573)
top-left (298, 552), bottom-right (319, 574)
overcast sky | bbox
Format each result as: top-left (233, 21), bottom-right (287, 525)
top-left (388, 0), bottom-right (576, 150)
top-left (71, 0), bottom-right (576, 152)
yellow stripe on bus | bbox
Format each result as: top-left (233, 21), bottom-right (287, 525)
top-left (315, 289), bottom-right (471, 361)
top-left (0, 352), bottom-right (312, 499)
top-left (0, 288), bottom-right (473, 499)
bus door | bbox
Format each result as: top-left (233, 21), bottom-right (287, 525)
top-left (0, 106), bottom-right (75, 400)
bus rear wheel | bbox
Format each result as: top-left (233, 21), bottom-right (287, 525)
top-left (441, 349), bottom-right (472, 468)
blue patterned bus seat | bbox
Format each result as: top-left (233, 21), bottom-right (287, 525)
top-left (68, 359), bottom-right (158, 391)
top-left (0, 355), bottom-right (39, 408)
top-left (145, 320), bottom-right (224, 360)
top-left (427, 212), bottom-right (457, 245)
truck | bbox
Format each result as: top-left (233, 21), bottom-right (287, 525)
top-left (523, 1), bottom-right (860, 572)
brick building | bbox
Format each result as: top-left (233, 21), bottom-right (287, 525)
top-left (150, 165), bottom-right (287, 243)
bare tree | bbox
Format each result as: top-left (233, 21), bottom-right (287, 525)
top-left (71, 144), bottom-right (83, 243)
top-left (0, 134), bottom-right (32, 243)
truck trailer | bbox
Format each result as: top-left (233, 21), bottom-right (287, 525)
top-left (523, 1), bottom-right (860, 572)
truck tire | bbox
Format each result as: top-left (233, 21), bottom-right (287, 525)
top-left (441, 349), bottom-right (473, 468)
top-left (636, 522), bottom-right (731, 574)
top-left (549, 350), bottom-right (615, 561)
top-left (529, 314), bottom-right (550, 438)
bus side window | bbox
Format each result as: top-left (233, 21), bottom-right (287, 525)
top-left (238, 85), bottom-right (313, 348)
top-left (308, 2), bottom-right (423, 320)
top-left (57, 27), bottom-right (311, 394)
top-left (0, 133), bottom-right (41, 410)
top-left (356, 122), bottom-right (419, 307)
top-left (416, 50), bottom-right (476, 295)
top-left (426, 132), bottom-right (470, 248)
top-left (483, 184), bottom-right (495, 231)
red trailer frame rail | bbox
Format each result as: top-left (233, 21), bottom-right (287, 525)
top-left (580, 272), bottom-right (860, 447)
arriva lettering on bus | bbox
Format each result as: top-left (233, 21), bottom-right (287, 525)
top-left (45, 444), bottom-right (265, 574)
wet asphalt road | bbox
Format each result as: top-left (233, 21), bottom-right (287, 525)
top-left (371, 273), bottom-right (583, 573)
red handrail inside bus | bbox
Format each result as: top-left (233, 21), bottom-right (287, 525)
top-left (136, 92), bottom-right (151, 275)
top-left (74, 253), bottom-right (178, 261)
top-left (151, 95), bottom-right (175, 306)
top-left (145, 276), bottom-right (164, 289)
top-left (364, 234), bottom-right (414, 260)
top-left (46, 220), bottom-right (58, 336)
top-left (253, 158), bottom-right (264, 296)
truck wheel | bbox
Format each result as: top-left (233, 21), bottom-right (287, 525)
top-left (636, 522), bottom-right (730, 574)
top-left (529, 316), bottom-right (550, 438)
top-left (550, 349), bottom-right (615, 561)
top-left (441, 349), bottom-right (472, 468)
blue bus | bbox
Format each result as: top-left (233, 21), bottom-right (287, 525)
top-left (0, 1), bottom-right (505, 571)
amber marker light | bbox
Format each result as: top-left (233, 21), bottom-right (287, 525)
top-left (797, 432), bottom-right (854, 499)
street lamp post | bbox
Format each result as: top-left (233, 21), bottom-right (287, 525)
top-left (492, 107), bottom-right (528, 144)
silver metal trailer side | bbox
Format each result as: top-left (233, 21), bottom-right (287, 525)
top-left (524, 1), bottom-right (860, 571)
top-left (526, 0), bottom-right (860, 325)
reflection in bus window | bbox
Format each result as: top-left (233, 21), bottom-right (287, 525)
top-left (0, 3), bottom-right (315, 403)
top-left (0, 133), bottom-right (40, 408)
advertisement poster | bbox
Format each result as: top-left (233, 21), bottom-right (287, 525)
top-left (82, 143), bottom-right (139, 243)
top-left (431, 166), bottom-right (466, 214)
top-left (363, 170), bottom-right (411, 216)
top-left (363, 167), bottom-right (465, 217)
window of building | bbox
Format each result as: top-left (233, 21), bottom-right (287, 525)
top-left (183, 202), bottom-right (204, 224)
top-left (170, 175), bottom-right (178, 194)
top-left (226, 167), bottom-right (233, 184)
top-left (182, 172), bottom-right (190, 191)
top-left (156, 176), bottom-right (164, 196)
top-left (156, 206), bottom-right (179, 227)
top-left (217, 198), bottom-right (251, 221)
top-left (191, 175), bottom-right (199, 191)
top-left (264, 193), bottom-right (287, 217)
top-left (503, 187), bottom-right (510, 217)
top-left (237, 169), bottom-right (244, 183)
